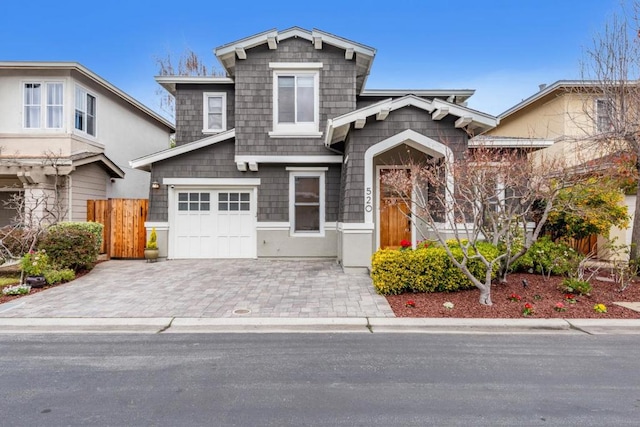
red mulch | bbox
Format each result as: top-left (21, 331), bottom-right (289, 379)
top-left (386, 273), bottom-right (640, 318)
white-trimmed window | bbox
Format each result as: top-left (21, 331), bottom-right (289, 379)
top-left (288, 168), bottom-right (326, 235)
top-left (23, 82), bottom-right (63, 129)
top-left (75, 86), bottom-right (96, 136)
top-left (596, 99), bottom-right (614, 133)
top-left (203, 92), bottom-right (226, 133)
top-left (270, 63), bottom-right (322, 137)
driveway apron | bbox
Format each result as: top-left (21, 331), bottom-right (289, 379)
top-left (0, 259), bottom-right (394, 318)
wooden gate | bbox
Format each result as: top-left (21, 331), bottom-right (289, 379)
top-left (87, 199), bottom-right (148, 259)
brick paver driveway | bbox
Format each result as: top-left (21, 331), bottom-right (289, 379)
top-left (0, 259), bottom-right (394, 318)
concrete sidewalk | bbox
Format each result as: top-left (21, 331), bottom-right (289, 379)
top-left (0, 317), bottom-right (639, 334)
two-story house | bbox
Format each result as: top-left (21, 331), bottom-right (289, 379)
top-left (0, 62), bottom-right (174, 226)
top-left (483, 80), bottom-right (634, 258)
top-left (131, 27), bottom-right (497, 271)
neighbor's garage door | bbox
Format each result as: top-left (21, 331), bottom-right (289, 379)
top-left (174, 189), bottom-right (255, 258)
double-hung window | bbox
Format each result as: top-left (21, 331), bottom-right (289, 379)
top-left (23, 82), bottom-right (63, 129)
top-left (203, 92), bottom-right (226, 133)
top-left (270, 63), bottom-right (322, 137)
top-left (288, 168), bottom-right (326, 236)
top-left (596, 99), bottom-right (614, 133)
top-left (75, 86), bottom-right (96, 136)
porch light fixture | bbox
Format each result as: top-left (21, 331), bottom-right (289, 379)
top-left (151, 181), bottom-right (160, 189)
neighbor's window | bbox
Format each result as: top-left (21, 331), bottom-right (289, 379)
top-left (289, 170), bottom-right (325, 235)
top-left (75, 86), bottom-right (96, 136)
top-left (24, 83), bottom-right (41, 128)
top-left (596, 99), bottom-right (613, 133)
top-left (203, 92), bottom-right (226, 133)
top-left (271, 65), bottom-right (321, 136)
top-left (24, 82), bottom-right (63, 129)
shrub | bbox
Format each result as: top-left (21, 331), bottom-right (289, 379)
top-left (20, 250), bottom-right (50, 276)
top-left (43, 268), bottom-right (76, 285)
top-left (146, 227), bottom-right (158, 250)
top-left (560, 278), bottom-right (592, 296)
top-left (511, 237), bottom-right (582, 276)
top-left (38, 227), bottom-right (98, 272)
top-left (48, 222), bottom-right (104, 253)
top-left (0, 226), bottom-right (33, 261)
top-left (371, 241), bottom-right (500, 295)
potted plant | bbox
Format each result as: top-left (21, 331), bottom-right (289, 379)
top-left (144, 228), bottom-right (159, 262)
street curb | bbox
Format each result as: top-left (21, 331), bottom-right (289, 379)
top-left (0, 318), bottom-right (173, 333)
top-left (566, 319), bottom-right (640, 335)
top-left (165, 317), bottom-right (370, 333)
top-left (367, 318), bottom-right (574, 334)
top-left (0, 317), bottom-right (639, 334)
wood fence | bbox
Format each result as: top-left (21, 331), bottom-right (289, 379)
top-left (567, 234), bottom-right (598, 256)
top-left (87, 199), bottom-right (148, 259)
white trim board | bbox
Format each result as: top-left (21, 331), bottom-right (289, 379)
top-left (163, 178), bottom-right (261, 186)
top-left (235, 155), bottom-right (342, 164)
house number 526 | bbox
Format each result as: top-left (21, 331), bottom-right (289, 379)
top-left (365, 187), bottom-right (373, 212)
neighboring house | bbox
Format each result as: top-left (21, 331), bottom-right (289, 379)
top-left (131, 27), bottom-right (497, 271)
top-left (483, 80), bottom-right (634, 259)
top-left (0, 62), bottom-right (174, 226)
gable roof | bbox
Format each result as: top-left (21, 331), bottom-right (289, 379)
top-left (325, 95), bottom-right (498, 146)
top-left (130, 129), bottom-right (236, 171)
top-left (359, 89), bottom-right (475, 105)
top-left (70, 152), bottom-right (125, 178)
top-left (214, 27), bottom-right (376, 94)
top-left (0, 61), bottom-right (175, 132)
top-left (497, 80), bottom-right (618, 121)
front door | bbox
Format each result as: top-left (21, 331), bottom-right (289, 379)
top-left (379, 168), bottom-right (411, 249)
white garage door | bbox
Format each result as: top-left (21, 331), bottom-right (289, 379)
top-left (174, 189), bottom-right (255, 258)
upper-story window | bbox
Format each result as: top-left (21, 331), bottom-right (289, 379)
top-left (23, 82), bottom-right (63, 129)
top-left (270, 63), bottom-right (322, 137)
top-left (203, 92), bottom-right (227, 133)
top-left (596, 99), bottom-right (614, 133)
top-left (75, 86), bottom-right (96, 136)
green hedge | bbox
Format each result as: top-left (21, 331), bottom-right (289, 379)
top-left (371, 241), bottom-right (500, 295)
top-left (510, 236), bottom-right (582, 276)
top-left (48, 222), bottom-right (104, 253)
top-left (38, 223), bottom-right (99, 272)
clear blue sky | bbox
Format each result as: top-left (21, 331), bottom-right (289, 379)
top-left (0, 0), bottom-right (621, 118)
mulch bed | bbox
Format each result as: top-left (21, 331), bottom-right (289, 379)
top-left (386, 273), bottom-right (640, 318)
top-left (0, 269), bottom-right (92, 306)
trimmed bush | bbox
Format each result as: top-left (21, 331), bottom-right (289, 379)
top-left (47, 222), bottom-right (104, 253)
top-left (44, 268), bottom-right (76, 285)
top-left (560, 278), bottom-right (592, 296)
top-left (511, 237), bottom-right (582, 276)
top-left (371, 241), bottom-right (500, 295)
top-left (38, 226), bottom-right (99, 272)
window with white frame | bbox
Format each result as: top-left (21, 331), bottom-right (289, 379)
top-left (75, 86), bottom-right (96, 136)
top-left (288, 169), bottom-right (325, 235)
top-left (23, 82), bottom-right (63, 129)
top-left (203, 92), bottom-right (226, 133)
top-left (271, 63), bottom-right (321, 136)
top-left (596, 99), bottom-right (614, 133)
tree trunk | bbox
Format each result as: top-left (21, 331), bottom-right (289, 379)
top-left (630, 161), bottom-right (640, 261)
top-left (478, 287), bottom-right (493, 306)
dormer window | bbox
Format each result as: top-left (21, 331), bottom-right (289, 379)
top-left (269, 63), bottom-right (322, 138)
top-left (203, 92), bottom-right (227, 133)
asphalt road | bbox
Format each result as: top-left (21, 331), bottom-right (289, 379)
top-left (1, 333), bottom-right (639, 426)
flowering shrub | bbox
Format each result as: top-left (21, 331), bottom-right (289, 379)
top-left (511, 237), bottom-right (582, 276)
top-left (554, 302), bottom-right (567, 312)
top-left (406, 300), bottom-right (416, 308)
top-left (443, 301), bottom-right (454, 309)
top-left (508, 293), bottom-right (522, 302)
top-left (522, 303), bottom-right (534, 317)
top-left (2, 284), bottom-right (31, 296)
top-left (594, 303), bottom-right (607, 313)
top-left (20, 250), bottom-right (50, 276)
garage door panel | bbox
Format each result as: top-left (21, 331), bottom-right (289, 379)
top-left (174, 189), bottom-right (255, 259)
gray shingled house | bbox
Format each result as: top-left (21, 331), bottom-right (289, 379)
top-left (131, 27), bottom-right (497, 271)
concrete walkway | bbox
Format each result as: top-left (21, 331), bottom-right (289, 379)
top-left (0, 259), bottom-right (394, 319)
